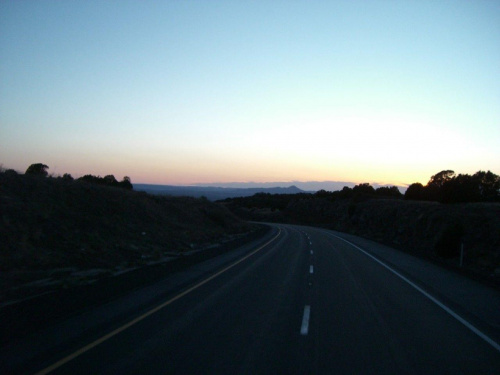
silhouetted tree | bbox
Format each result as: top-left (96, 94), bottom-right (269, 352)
top-left (338, 186), bottom-right (353, 199)
top-left (440, 174), bottom-right (478, 203)
top-left (4, 169), bottom-right (19, 177)
top-left (119, 176), bottom-right (133, 190)
top-left (428, 170), bottom-right (455, 188)
top-left (426, 170), bottom-right (454, 201)
top-left (404, 183), bottom-right (425, 201)
top-left (314, 189), bottom-right (331, 198)
top-left (439, 170), bottom-right (500, 203)
top-left (473, 170), bottom-right (500, 201)
top-left (79, 174), bottom-right (100, 184)
top-left (104, 174), bottom-right (119, 187)
top-left (62, 173), bottom-right (74, 181)
top-left (353, 183), bottom-right (375, 196)
top-left (25, 163), bottom-right (49, 177)
top-left (405, 170), bottom-right (499, 203)
top-left (375, 186), bottom-right (402, 198)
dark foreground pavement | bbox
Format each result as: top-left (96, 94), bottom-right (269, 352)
top-left (1, 224), bottom-right (499, 374)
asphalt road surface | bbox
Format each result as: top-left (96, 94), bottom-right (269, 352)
top-left (2, 224), bottom-right (500, 374)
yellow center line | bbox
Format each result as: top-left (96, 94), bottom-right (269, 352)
top-left (35, 228), bottom-right (281, 375)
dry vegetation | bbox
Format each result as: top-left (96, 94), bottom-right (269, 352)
top-left (0, 171), bottom-right (254, 303)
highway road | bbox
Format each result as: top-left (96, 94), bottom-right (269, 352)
top-left (2, 224), bottom-right (500, 374)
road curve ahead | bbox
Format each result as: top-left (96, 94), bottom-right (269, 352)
top-left (4, 224), bottom-right (500, 374)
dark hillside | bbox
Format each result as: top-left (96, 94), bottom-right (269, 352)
top-left (0, 172), bottom-right (254, 303)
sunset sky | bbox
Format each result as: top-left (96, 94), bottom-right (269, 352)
top-left (1, 1), bottom-right (499, 187)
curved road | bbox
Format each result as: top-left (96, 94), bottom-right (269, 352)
top-left (3, 224), bottom-right (500, 374)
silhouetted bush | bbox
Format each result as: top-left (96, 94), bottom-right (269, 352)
top-left (79, 174), bottom-right (101, 184)
top-left (77, 174), bottom-right (132, 190)
top-left (4, 169), bottom-right (19, 177)
top-left (104, 174), bottom-right (118, 186)
top-left (119, 176), bottom-right (133, 190)
top-left (61, 173), bottom-right (74, 181)
top-left (314, 189), bottom-right (330, 198)
top-left (338, 186), bottom-right (353, 199)
top-left (405, 183), bottom-right (425, 201)
top-left (25, 163), bottom-right (49, 177)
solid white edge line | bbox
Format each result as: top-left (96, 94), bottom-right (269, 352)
top-left (328, 232), bottom-right (500, 353)
top-left (301, 305), bottom-right (311, 335)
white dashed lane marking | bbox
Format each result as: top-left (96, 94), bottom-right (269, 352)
top-left (300, 305), bottom-right (311, 335)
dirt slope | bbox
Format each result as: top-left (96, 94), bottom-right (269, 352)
top-left (0, 172), bottom-right (254, 302)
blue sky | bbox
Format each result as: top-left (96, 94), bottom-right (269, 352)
top-left (1, 1), bottom-right (499, 186)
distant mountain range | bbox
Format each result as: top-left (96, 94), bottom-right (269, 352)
top-left (134, 181), bottom-right (406, 201)
top-left (193, 181), bottom-right (358, 191)
top-left (133, 184), bottom-right (309, 201)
